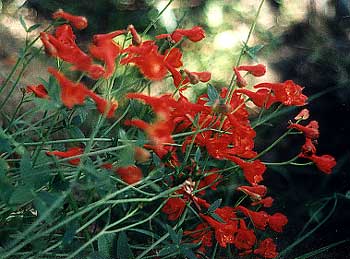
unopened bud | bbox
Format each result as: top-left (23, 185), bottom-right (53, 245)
top-left (184, 69), bottom-right (199, 84)
top-left (134, 147), bottom-right (151, 163)
top-left (127, 25), bottom-right (142, 46)
top-left (212, 99), bottom-right (232, 114)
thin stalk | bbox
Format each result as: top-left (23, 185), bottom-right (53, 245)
top-left (142, 0), bottom-right (175, 36)
top-left (225, 0), bottom-right (265, 104)
top-left (253, 129), bottom-right (292, 160)
top-left (22, 138), bottom-right (113, 146)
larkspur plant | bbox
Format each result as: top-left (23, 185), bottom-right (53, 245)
top-left (0, 4), bottom-right (337, 259)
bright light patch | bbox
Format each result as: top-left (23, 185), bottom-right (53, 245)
top-left (206, 3), bottom-right (223, 27)
top-left (214, 30), bottom-right (240, 50)
top-left (157, 1), bottom-right (177, 32)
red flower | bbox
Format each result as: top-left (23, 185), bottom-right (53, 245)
top-left (236, 64), bottom-right (266, 77)
top-left (138, 52), bottom-right (168, 80)
top-left (134, 147), bottom-right (151, 163)
top-left (288, 120), bottom-right (319, 139)
top-left (236, 88), bottom-right (277, 108)
top-left (306, 154), bottom-right (336, 174)
top-left (156, 26), bottom-right (205, 43)
top-left (198, 172), bottom-right (222, 195)
top-left (125, 119), bottom-right (178, 166)
top-left (237, 185), bottom-right (267, 200)
top-left (26, 84), bottom-right (49, 99)
top-left (233, 67), bottom-right (248, 88)
top-left (101, 163), bottom-right (114, 170)
top-left (182, 69), bottom-right (211, 85)
top-left (236, 206), bottom-right (269, 230)
top-left (122, 39), bottom-right (183, 82)
top-left (116, 165), bottom-right (143, 184)
top-left (52, 9), bottom-right (88, 30)
top-left (122, 42), bottom-right (168, 80)
top-left (200, 207), bottom-right (239, 248)
top-left (234, 220), bottom-right (256, 250)
top-left (301, 138), bottom-right (317, 156)
top-left (254, 80), bottom-right (307, 106)
top-left (93, 29), bottom-right (126, 43)
top-left (295, 108), bottom-right (310, 120)
top-left (231, 157), bottom-right (266, 185)
top-left (86, 91), bottom-right (118, 118)
top-left (41, 25), bottom-right (104, 79)
top-left (184, 223), bottom-right (213, 253)
top-left (165, 48), bottom-right (183, 68)
top-left (126, 93), bottom-right (176, 117)
top-left (254, 238), bottom-right (278, 258)
top-left (46, 147), bottom-right (83, 165)
top-left (89, 31), bottom-right (124, 78)
top-left (268, 213), bottom-right (288, 232)
top-left (237, 185), bottom-right (274, 207)
top-left (162, 197), bottom-right (186, 221)
top-left (48, 67), bottom-right (90, 109)
top-left (127, 24), bottom-right (142, 45)
top-left (251, 197), bottom-right (274, 208)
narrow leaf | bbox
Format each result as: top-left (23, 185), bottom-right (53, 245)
top-left (117, 231), bottom-right (133, 259)
top-left (27, 23), bottom-right (41, 33)
top-left (98, 233), bottom-right (115, 258)
top-left (19, 15), bottom-right (28, 31)
top-left (207, 198), bottom-right (222, 213)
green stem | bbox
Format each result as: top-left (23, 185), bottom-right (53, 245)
top-left (253, 128), bottom-right (292, 160)
top-left (263, 155), bottom-right (299, 166)
top-left (142, 0), bottom-right (175, 36)
top-left (22, 138), bottom-right (113, 146)
top-left (225, 0), bottom-right (265, 104)
top-left (5, 91), bottom-right (26, 130)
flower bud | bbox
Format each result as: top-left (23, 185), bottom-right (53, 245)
top-left (134, 147), bottom-right (151, 163)
top-left (127, 24), bottom-right (142, 46)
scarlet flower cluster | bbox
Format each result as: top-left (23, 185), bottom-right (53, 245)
top-left (28, 10), bottom-right (336, 258)
top-left (289, 110), bottom-right (336, 174)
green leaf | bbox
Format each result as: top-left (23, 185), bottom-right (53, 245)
top-left (207, 198), bottom-right (222, 213)
top-left (62, 221), bottom-right (79, 246)
top-left (118, 144), bottom-right (135, 167)
top-left (0, 136), bottom-right (11, 153)
top-left (72, 108), bottom-right (88, 126)
top-left (118, 128), bottom-right (128, 141)
top-left (209, 212), bottom-right (226, 223)
top-left (20, 152), bottom-right (50, 189)
top-left (98, 233), bottom-right (115, 258)
top-left (0, 158), bottom-right (13, 203)
top-left (152, 153), bottom-right (161, 167)
top-left (180, 247), bottom-right (198, 259)
top-left (245, 44), bottom-right (264, 61)
top-left (158, 245), bottom-right (178, 256)
top-left (166, 225), bottom-right (180, 244)
top-left (207, 83), bottom-right (219, 103)
top-left (87, 252), bottom-right (108, 259)
top-left (117, 231), bottom-right (133, 259)
top-left (33, 98), bottom-right (61, 111)
top-left (19, 15), bottom-right (27, 32)
top-left (8, 186), bottom-right (34, 205)
top-left (20, 152), bottom-right (32, 175)
top-left (31, 238), bottom-right (47, 252)
top-left (68, 126), bottom-right (85, 139)
top-left (33, 191), bottom-right (62, 222)
top-left (194, 147), bottom-right (201, 163)
top-left (27, 23), bottom-right (41, 33)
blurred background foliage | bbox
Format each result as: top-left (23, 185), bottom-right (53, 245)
top-left (1, 0), bottom-right (350, 258)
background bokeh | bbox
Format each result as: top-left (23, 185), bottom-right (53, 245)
top-left (1, 0), bottom-right (349, 258)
